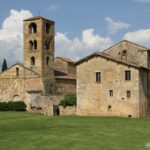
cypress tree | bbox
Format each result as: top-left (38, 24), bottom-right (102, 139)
top-left (2, 59), bottom-right (8, 72)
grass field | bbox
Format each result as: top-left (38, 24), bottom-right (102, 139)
top-left (0, 112), bottom-right (150, 150)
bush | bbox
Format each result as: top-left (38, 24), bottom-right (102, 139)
top-left (59, 93), bottom-right (76, 108)
top-left (0, 101), bottom-right (26, 111)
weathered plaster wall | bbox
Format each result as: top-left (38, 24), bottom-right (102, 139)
top-left (60, 106), bottom-right (76, 115)
top-left (139, 69), bottom-right (149, 116)
top-left (77, 56), bottom-right (140, 117)
top-left (104, 41), bottom-right (148, 68)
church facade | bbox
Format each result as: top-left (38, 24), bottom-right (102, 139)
top-left (0, 16), bottom-right (76, 115)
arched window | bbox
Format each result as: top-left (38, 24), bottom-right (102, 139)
top-left (46, 57), bottom-right (49, 65)
top-left (29, 41), bottom-right (34, 50)
top-left (29, 23), bottom-right (37, 33)
top-left (33, 40), bottom-right (37, 49)
top-left (31, 57), bottom-right (35, 66)
top-left (16, 67), bottom-right (19, 76)
top-left (29, 40), bottom-right (37, 50)
top-left (45, 23), bottom-right (50, 34)
top-left (44, 40), bottom-right (50, 50)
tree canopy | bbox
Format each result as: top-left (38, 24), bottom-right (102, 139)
top-left (2, 59), bottom-right (8, 72)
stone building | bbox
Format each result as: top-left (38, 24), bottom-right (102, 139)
top-left (0, 16), bottom-right (76, 115)
top-left (76, 40), bottom-right (150, 117)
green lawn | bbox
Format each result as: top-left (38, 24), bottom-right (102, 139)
top-left (0, 112), bottom-right (150, 150)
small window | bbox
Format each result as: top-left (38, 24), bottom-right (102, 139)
top-left (44, 40), bottom-right (50, 50)
top-left (29, 41), bottom-right (34, 50)
top-left (31, 57), bottom-right (35, 66)
top-left (109, 90), bottom-right (113, 97)
top-left (29, 40), bottom-right (37, 50)
top-left (45, 23), bottom-right (50, 34)
top-left (46, 57), bottom-right (49, 65)
top-left (29, 23), bottom-right (37, 34)
top-left (33, 40), bottom-right (37, 49)
top-left (16, 67), bottom-right (19, 76)
top-left (108, 105), bottom-right (112, 112)
top-left (125, 70), bottom-right (131, 80)
top-left (123, 50), bottom-right (127, 56)
top-left (96, 72), bottom-right (101, 82)
top-left (127, 91), bottom-right (131, 98)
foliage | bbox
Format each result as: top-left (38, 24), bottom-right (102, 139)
top-left (59, 93), bottom-right (76, 108)
top-left (1, 59), bottom-right (8, 72)
top-left (0, 101), bottom-right (26, 111)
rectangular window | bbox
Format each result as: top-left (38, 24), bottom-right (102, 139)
top-left (16, 67), bottom-right (19, 76)
top-left (125, 70), bottom-right (131, 80)
top-left (127, 91), bottom-right (131, 98)
top-left (109, 90), bottom-right (113, 96)
top-left (96, 72), bottom-right (101, 82)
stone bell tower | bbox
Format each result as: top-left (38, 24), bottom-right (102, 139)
top-left (23, 16), bottom-right (55, 93)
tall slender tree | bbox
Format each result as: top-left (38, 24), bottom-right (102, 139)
top-left (2, 59), bottom-right (8, 72)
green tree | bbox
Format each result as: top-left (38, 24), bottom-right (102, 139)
top-left (2, 59), bottom-right (8, 72)
top-left (59, 93), bottom-right (76, 108)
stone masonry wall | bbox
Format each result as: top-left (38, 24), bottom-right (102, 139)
top-left (77, 56), bottom-right (140, 117)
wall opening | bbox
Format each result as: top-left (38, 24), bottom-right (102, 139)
top-left (44, 40), bottom-right (50, 50)
top-left (45, 23), bottom-right (50, 34)
top-left (96, 72), bottom-right (101, 82)
top-left (31, 57), bottom-right (35, 66)
top-left (16, 67), bottom-right (19, 76)
top-left (128, 115), bottom-right (132, 118)
top-left (12, 95), bottom-right (22, 102)
top-left (46, 57), bottom-right (49, 65)
top-left (109, 90), bottom-right (113, 97)
top-left (29, 23), bottom-right (37, 33)
top-left (29, 40), bottom-right (37, 50)
top-left (108, 105), bottom-right (112, 112)
top-left (127, 91), bottom-right (131, 98)
top-left (125, 70), bottom-right (131, 81)
top-left (53, 105), bottom-right (60, 116)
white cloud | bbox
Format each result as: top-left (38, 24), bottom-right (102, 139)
top-left (47, 5), bottom-right (59, 12)
top-left (0, 9), bottom-right (33, 67)
top-left (55, 29), bottom-right (113, 60)
top-left (0, 9), bottom-right (113, 68)
top-left (105, 17), bottom-right (130, 35)
top-left (134, 0), bottom-right (150, 3)
top-left (123, 29), bottom-right (150, 47)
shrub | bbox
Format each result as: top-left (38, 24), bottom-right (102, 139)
top-left (0, 101), bottom-right (26, 111)
top-left (59, 93), bottom-right (76, 108)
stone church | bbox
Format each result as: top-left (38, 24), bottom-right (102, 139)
top-left (0, 16), bottom-right (76, 115)
top-left (0, 15), bottom-right (150, 118)
top-left (76, 40), bottom-right (150, 118)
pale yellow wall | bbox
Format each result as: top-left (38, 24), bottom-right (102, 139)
top-left (77, 56), bottom-right (140, 117)
top-left (104, 41), bottom-right (148, 68)
top-left (0, 65), bottom-right (43, 107)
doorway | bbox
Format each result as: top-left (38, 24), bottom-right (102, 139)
top-left (53, 105), bottom-right (60, 116)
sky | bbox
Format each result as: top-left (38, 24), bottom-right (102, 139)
top-left (0, 0), bottom-right (150, 67)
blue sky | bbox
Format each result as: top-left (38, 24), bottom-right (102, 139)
top-left (0, 0), bottom-right (150, 66)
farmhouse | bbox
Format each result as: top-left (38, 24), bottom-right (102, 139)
top-left (76, 40), bottom-right (150, 117)
top-left (0, 16), bottom-right (76, 115)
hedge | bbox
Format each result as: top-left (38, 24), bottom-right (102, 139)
top-left (0, 101), bottom-right (26, 111)
top-left (59, 93), bottom-right (76, 108)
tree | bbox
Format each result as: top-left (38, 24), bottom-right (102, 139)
top-left (2, 59), bottom-right (8, 72)
top-left (59, 93), bottom-right (76, 108)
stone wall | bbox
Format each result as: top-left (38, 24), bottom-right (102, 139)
top-left (77, 56), bottom-right (140, 117)
top-left (60, 106), bottom-right (76, 115)
top-left (139, 69), bottom-right (149, 116)
top-left (55, 79), bottom-right (76, 94)
top-left (104, 40), bottom-right (148, 68)
top-left (54, 57), bottom-right (76, 75)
